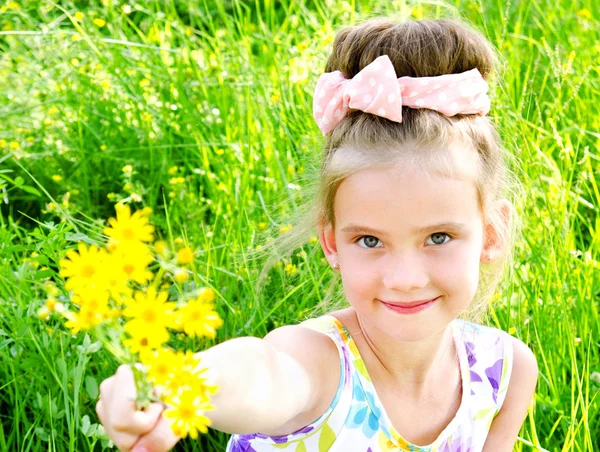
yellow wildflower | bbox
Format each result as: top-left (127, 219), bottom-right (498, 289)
top-left (154, 240), bottom-right (168, 256)
top-left (93, 18), bottom-right (106, 27)
top-left (37, 306), bottom-right (50, 320)
top-left (309, 236), bottom-right (318, 245)
top-left (124, 323), bottom-right (169, 354)
top-left (104, 203), bottom-right (155, 245)
top-left (196, 287), bottom-right (215, 303)
top-left (140, 348), bottom-right (178, 387)
top-left (109, 241), bottom-right (154, 285)
top-left (9, 141), bottom-right (20, 150)
top-left (45, 297), bottom-right (65, 313)
top-left (168, 166), bottom-right (179, 175)
top-left (285, 263), bottom-right (297, 275)
top-left (64, 307), bottom-right (104, 334)
top-left (176, 293), bottom-right (222, 339)
top-left (59, 243), bottom-right (108, 293)
top-left (123, 287), bottom-right (176, 337)
top-left (163, 390), bottom-right (213, 439)
top-left (51, 174), bottom-right (63, 182)
top-left (279, 224), bottom-right (292, 234)
top-left (71, 287), bottom-right (110, 312)
top-left (74, 11), bottom-right (84, 20)
top-left (174, 270), bottom-right (189, 283)
top-left (177, 247), bottom-right (194, 265)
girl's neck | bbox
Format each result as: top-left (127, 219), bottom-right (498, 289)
top-left (340, 308), bottom-right (458, 397)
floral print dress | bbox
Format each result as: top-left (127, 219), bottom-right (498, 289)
top-left (227, 315), bottom-right (513, 452)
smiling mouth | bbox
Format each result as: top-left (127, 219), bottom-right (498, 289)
top-left (379, 297), bottom-right (440, 308)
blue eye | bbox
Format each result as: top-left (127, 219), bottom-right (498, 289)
top-left (356, 236), bottom-right (383, 249)
top-left (355, 233), bottom-right (452, 249)
top-left (427, 233), bottom-right (451, 246)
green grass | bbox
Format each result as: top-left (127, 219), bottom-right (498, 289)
top-left (0, 0), bottom-right (599, 450)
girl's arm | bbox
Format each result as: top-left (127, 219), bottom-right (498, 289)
top-left (198, 327), bottom-right (337, 434)
top-left (482, 336), bottom-right (539, 452)
top-left (100, 327), bottom-right (337, 451)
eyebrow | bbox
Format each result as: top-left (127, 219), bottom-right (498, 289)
top-left (340, 222), bottom-right (468, 236)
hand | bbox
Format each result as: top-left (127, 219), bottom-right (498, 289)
top-left (96, 365), bottom-right (180, 452)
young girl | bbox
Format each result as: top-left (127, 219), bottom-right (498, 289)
top-left (96, 17), bottom-right (538, 452)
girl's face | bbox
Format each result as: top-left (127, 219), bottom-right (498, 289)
top-left (320, 163), bottom-right (492, 342)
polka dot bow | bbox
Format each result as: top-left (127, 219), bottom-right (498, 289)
top-left (313, 54), bottom-right (491, 136)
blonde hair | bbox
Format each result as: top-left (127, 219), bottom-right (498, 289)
top-left (245, 17), bottom-right (524, 323)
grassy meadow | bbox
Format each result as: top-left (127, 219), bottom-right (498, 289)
top-left (0, 0), bottom-right (599, 450)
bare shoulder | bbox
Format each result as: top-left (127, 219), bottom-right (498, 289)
top-left (483, 335), bottom-right (538, 451)
top-left (260, 323), bottom-right (342, 436)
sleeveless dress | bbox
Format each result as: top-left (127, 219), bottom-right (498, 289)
top-left (226, 315), bottom-right (514, 452)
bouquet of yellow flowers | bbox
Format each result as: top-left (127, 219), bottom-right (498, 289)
top-left (38, 203), bottom-right (222, 439)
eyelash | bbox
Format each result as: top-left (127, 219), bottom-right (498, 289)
top-left (354, 233), bottom-right (453, 249)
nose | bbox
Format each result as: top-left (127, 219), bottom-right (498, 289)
top-left (381, 251), bottom-right (429, 292)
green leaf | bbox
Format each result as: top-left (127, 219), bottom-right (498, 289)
top-left (81, 415), bottom-right (91, 435)
top-left (85, 376), bottom-right (98, 399)
top-left (20, 185), bottom-right (42, 196)
top-left (34, 427), bottom-right (49, 442)
top-left (14, 176), bottom-right (24, 186)
top-left (56, 358), bottom-right (67, 377)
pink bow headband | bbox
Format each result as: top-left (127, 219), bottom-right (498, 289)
top-left (313, 54), bottom-right (490, 136)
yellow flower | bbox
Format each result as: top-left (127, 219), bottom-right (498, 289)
top-left (45, 297), bottom-right (65, 313)
top-left (176, 294), bottom-right (222, 339)
top-left (71, 287), bottom-right (110, 312)
top-left (104, 203), bottom-right (154, 245)
top-left (196, 287), bottom-right (215, 303)
top-left (140, 348), bottom-right (178, 386)
top-left (93, 18), bottom-right (106, 27)
top-left (177, 247), bottom-right (194, 265)
top-left (154, 240), bottom-right (168, 257)
top-left (43, 282), bottom-right (60, 297)
top-left (279, 224), bottom-right (292, 234)
top-left (285, 263), bottom-right (297, 275)
top-left (37, 306), bottom-right (50, 320)
top-left (9, 141), bottom-right (20, 150)
top-left (123, 287), bottom-right (176, 336)
top-left (51, 174), bottom-right (63, 182)
top-left (174, 270), bottom-right (189, 283)
top-left (258, 222), bottom-right (267, 230)
top-left (163, 390), bottom-right (213, 439)
top-left (59, 243), bottom-right (109, 293)
top-left (124, 324), bottom-right (169, 354)
top-left (111, 242), bottom-right (153, 285)
top-left (64, 307), bottom-right (104, 334)
top-left (309, 236), bottom-right (318, 245)
top-left (74, 11), bottom-right (84, 20)
top-left (97, 253), bottom-right (133, 300)
top-left (168, 166), bottom-right (179, 175)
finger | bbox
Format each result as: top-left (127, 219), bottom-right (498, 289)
top-left (96, 399), bottom-right (105, 425)
top-left (99, 376), bottom-right (114, 400)
top-left (130, 402), bottom-right (164, 432)
top-left (111, 431), bottom-right (141, 452)
top-left (132, 414), bottom-right (180, 452)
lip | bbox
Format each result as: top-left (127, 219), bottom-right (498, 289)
top-left (379, 296), bottom-right (440, 314)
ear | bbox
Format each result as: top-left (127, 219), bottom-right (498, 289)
top-left (480, 199), bottom-right (512, 263)
top-left (317, 218), bottom-right (339, 267)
